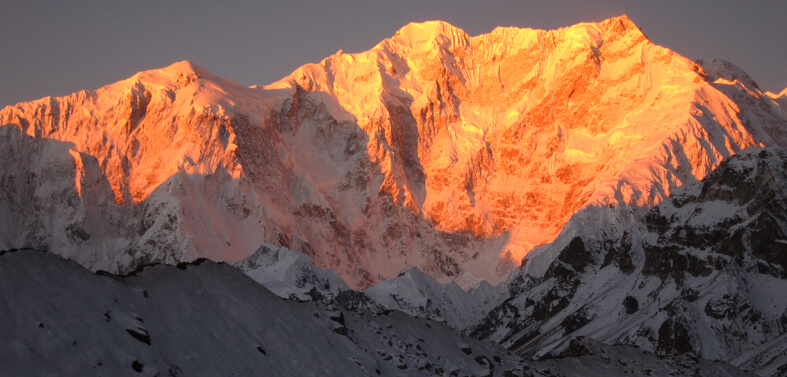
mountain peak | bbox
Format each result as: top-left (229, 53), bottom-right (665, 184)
top-left (392, 20), bottom-right (468, 40)
top-left (388, 20), bottom-right (471, 51)
top-left (604, 14), bottom-right (637, 29)
top-left (125, 60), bottom-right (214, 90)
top-left (157, 60), bottom-right (211, 78)
top-left (593, 14), bottom-right (648, 43)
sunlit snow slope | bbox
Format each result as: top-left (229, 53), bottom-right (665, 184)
top-left (1, 16), bottom-right (785, 289)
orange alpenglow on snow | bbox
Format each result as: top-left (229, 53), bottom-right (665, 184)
top-left (1, 16), bottom-right (785, 289)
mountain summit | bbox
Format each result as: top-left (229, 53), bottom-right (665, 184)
top-left (1, 16), bottom-right (785, 289)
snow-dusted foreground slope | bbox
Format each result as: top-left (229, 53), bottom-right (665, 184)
top-left (0, 249), bottom-right (755, 377)
top-left (1, 16), bottom-right (785, 290)
top-left (472, 147), bottom-right (787, 376)
top-left (0, 249), bottom-right (515, 376)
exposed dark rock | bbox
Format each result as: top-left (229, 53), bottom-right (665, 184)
top-left (645, 207), bottom-right (670, 231)
top-left (602, 232), bottom-right (635, 273)
top-left (531, 288), bottom-right (572, 322)
top-left (475, 355), bottom-right (492, 367)
top-left (126, 328), bottom-right (151, 345)
top-left (329, 311), bottom-right (346, 326)
top-left (509, 329), bottom-right (541, 351)
top-left (657, 318), bottom-right (693, 355)
top-left (65, 223), bottom-right (91, 242)
top-left (557, 338), bottom-right (592, 358)
top-left (560, 307), bottom-right (592, 334)
top-left (334, 290), bottom-right (376, 310)
top-left (642, 244), bottom-right (711, 283)
top-left (704, 296), bottom-right (735, 320)
top-left (680, 288), bottom-right (699, 302)
top-left (623, 296), bottom-right (639, 314)
top-left (557, 237), bottom-right (593, 273)
top-left (749, 212), bottom-right (787, 271)
top-left (332, 326), bottom-right (350, 337)
top-left (469, 300), bottom-right (521, 340)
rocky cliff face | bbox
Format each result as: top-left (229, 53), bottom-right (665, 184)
top-left (471, 147), bottom-right (787, 375)
top-left (1, 16), bottom-right (785, 289)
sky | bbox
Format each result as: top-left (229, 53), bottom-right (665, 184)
top-left (1, 0), bottom-right (785, 108)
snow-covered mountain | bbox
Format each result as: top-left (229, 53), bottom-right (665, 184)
top-left (471, 147), bottom-right (787, 376)
top-left (2, 15), bottom-right (785, 290)
top-left (235, 243), bottom-right (350, 302)
top-left (2, 13), bottom-right (787, 375)
top-left (235, 243), bottom-right (505, 330)
top-left (364, 266), bottom-right (506, 329)
top-left (0, 249), bottom-right (755, 377)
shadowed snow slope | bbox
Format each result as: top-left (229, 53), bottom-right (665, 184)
top-left (0, 249), bottom-right (755, 377)
top-left (1, 16), bottom-right (786, 290)
top-left (0, 249), bottom-right (517, 377)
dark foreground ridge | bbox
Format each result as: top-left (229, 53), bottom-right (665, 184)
top-left (0, 249), bottom-right (754, 376)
